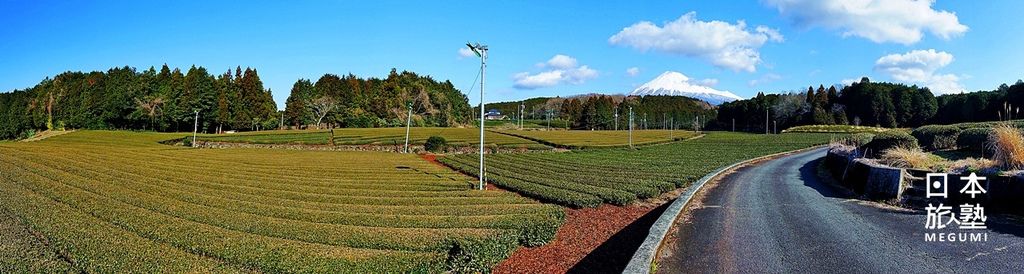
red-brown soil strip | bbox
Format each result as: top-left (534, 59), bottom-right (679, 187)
top-left (419, 153), bottom-right (671, 272)
top-left (494, 202), bottom-right (670, 274)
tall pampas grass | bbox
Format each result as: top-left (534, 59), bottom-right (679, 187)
top-left (987, 125), bottom-right (1024, 170)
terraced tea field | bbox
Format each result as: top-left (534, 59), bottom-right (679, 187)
top-left (494, 129), bottom-right (699, 148)
top-left (199, 127), bottom-right (549, 149)
top-left (196, 129), bottom-right (332, 144)
top-left (441, 132), bottom-right (834, 208)
top-left (0, 131), bottom-right (563, 272)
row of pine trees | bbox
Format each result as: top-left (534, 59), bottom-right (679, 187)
top-left (0, 66), bottom-right (473, 139)
top-left (0, 65), bottom-right (276, 139)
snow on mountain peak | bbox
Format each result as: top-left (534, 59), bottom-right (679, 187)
top-left (630, 71), bottom-right (743, 105)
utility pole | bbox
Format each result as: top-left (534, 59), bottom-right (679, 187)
top-left (546, 109), bottom-right (551, 129)
top-left (696, 115), bottom-right (700, 133)
top-left (765, 109), bottom-right (769, 135)
top-left (467, 42), bottom-right (488, 190)
top-left (404, 101), bottom-right (413, 153)
top-left (614, 108), bottom-right (619, 131)
top-left (669, 117), bottom-right (673, 138)
top-left (629, 106), bottom-right (634, 148)
top-left (519, 102), bottom-right (524, 130)
top-left (773, 120), bottom-right (777, 135)
top-left (280, 112), bottom-right (284, 130)
top-left (732, 118), bottom-right (735, 132)
top-left (192, 110), bottom-right (199, 148)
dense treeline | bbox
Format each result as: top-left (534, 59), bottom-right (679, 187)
top-left (717, 77), bottom-right (1024, 132)
top-left (717, 78), bottom-right (938, 131)
top-left (283, 69), bottom-right (471, 128)
top-left (485, 97), bottom-right (555, 121)
top-left (932, 80), bottom-right (1024, 124)
top-left (485, 94), bottom-right (715, 130)
top-left (0, 65), bottom-right (277, 139)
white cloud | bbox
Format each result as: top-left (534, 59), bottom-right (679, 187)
top-left (457, 47), bottom-right (476, 59)
top-left (763, 0), bottom-right (968, 45)
top-left (513, 55), bottom-right (598, 89)
top-left (626, 67), bottom-right (640, 77)
top-left (608, 12), bottom-right (782, 72)
top-left (841, 77), bottom-right (868, 86)
top-left (874, 49), bottom-right (964, 94)
top-left (545, 54), bottom-right (578, 69)
top-left (699, 78), bottom-right (719, 87)
top-left (748, 73), bottom-right (782, 87)
top-left (755, 26), bottom-right (785, 42)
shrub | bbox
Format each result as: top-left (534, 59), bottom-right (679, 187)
top-left (508, 214), bottom-right (564, 247)
top-left (782, 124), bottom-right (888, 133)
top-left (181, 136), bottom-right (193, 147)
top-left (957, 128), bottom-right (992, 153)
top-left (424, 136), bottom-right (447, 152)
top-left (864, 131), bottom-right (918, 156)
top-left (879, 147), bottom-right (935, 169)
top-left (911, 125), bottom-right (961, 150)
top-left (987, 125), bottom-right (1024, 170)
top-left (21, 129), bottom-right (36, 140)
top-left (848, 133), bottom-right (875, 147)
top-left (442, 233), bottom-right (518, 273)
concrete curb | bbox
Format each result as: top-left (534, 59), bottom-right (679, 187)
top-left (623, 146), bottom-right (825, 274)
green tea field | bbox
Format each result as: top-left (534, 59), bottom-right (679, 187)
top-left (0, 131), bottom-right (563, 272)
top-left (441, 132), bottom-right (834, 208)
top-left (493, 129), bottom-right (699, 148)
top-left (198, 127), bottom-right (549, 149)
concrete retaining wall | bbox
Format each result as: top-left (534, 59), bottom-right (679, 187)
top-left (824, 148), bottom-right (1024, 214)
top-left (824, 148), bottom-right (904, 200)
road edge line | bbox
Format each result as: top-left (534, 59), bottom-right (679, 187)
top-left (623, 145), bottom-right (826, 274)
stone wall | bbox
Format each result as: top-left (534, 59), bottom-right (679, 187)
top-left (825, 147), bottom-right (1024, 215)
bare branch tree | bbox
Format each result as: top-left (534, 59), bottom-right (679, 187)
top-left (415, 87), bottom-right (437, 115)
top-left (308, 96), bottom-right (337, 129)
top-left (134, 96), bottom-right (165, 130)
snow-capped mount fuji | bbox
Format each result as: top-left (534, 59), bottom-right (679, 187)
top-left (630, 71), bottom-right (743, 105)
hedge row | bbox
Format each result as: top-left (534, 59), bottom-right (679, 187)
top-left (864, 131), bottom-right (919, 155)
top-left (912, 125), bottom-right (960, 150)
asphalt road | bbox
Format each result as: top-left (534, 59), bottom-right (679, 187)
top-left (658, 148), bottom-right (1024, 273)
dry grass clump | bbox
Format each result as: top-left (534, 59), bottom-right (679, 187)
top-left (880, 147), bottom-right (936, 169)
top-left (944, 158), bottom-right (997, 174)
top-left (987, 125), bottom-right (1024, 170)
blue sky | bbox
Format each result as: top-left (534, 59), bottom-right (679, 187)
top-left (1, 1), bottom-right (1022, 109)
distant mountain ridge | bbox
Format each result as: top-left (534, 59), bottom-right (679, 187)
top-left (630, 71), bottom-right (742, 105)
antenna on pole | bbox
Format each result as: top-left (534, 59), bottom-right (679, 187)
top-left (467, 42), bottom-right (488, 191)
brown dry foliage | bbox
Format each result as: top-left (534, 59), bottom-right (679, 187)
top-left (880, 147), bottom-right (935, 169)
top-left (987, 125), bottom-right (1024, 170)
